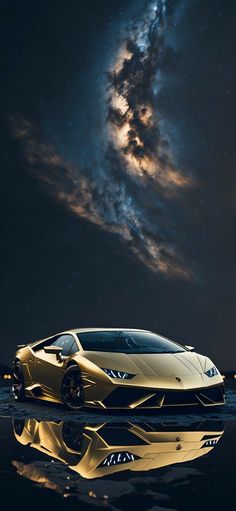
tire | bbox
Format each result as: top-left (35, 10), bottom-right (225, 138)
top-left (12, 418), bottom-right (25, 437)
top-left (62, 421), bottom-right (84, 451)
top-left (12, 361), bottom-right (25, 402)
top-left (61, 365), bottom-right (84, 411)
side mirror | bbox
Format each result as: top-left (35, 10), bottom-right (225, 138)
top-left (185, 345), bottom-right (195, 351)
top-left (44, 346), bottom-right (62, 360)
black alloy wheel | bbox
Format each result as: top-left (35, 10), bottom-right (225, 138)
top-left (61, 366), bottom-right (84, 410)
top-left (12, 361), bottom-right (25, 401)
top-left (12, 418), bottom-right (25, 436)
top-left (62, 420), bottom-right (84, 451)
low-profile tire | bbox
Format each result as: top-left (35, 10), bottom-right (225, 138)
top-left (61, 365), bottom-right (84, 411)
top-left (62, 421), bottom-right (84, 451)
top-left (12, 418), bottom-right (25, 437)
top-left (12, 361), bottom-right (25, 402)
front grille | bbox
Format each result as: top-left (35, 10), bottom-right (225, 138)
top-left (102, 384), bottom-right (225, 409)
top-left (99, 426), bottom-right (147, 446)
top-left (162, 390), bottom-right (197, 406)
top-left (103, 388), bottom-right (148, 407)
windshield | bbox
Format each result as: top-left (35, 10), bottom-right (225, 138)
top-left (77, 331), bottom-right (185, 354)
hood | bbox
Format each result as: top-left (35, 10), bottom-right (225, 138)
top-left (81, 351), bottom-right (211, 377)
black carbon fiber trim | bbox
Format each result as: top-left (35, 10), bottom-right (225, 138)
top-left (196, 384), bottom-right (225, 405)
top-left (102, 384), bottom-right (225, 408)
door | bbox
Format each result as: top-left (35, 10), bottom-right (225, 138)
top-left (34, 334), bottom-right (78, 397)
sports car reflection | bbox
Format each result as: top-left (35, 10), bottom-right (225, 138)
top-left (13, 419), bottom-right (224, 479)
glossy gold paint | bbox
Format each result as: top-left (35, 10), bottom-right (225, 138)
top-left (14, 328), bottom-right (225, 409)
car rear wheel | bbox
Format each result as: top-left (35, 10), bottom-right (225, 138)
top-left (12, 418), bottom-right (25, 436)
top-left (12, 361), bottom-right (25, 402)
top-left (61, 366), bottom-right (84, 410)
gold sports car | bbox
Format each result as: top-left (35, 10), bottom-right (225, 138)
top-left (12, 328), bottom-right (225, 410)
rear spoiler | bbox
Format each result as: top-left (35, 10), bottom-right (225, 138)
top-left (17, 344), bottom-right (27, 348)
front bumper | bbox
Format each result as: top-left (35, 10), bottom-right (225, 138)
top-left (96, 383), bottom-right (225, 409)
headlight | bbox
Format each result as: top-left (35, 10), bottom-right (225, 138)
top-left (201, 439), bottom-right (218, 448)
top-left (99, 451), bottom-right (139, 467)
top-left (205, 366), bottom-right (218, 378)
top-left (102, 368), bottom-right (135, 379)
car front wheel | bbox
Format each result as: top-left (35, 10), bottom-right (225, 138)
top-left (61, 365), bottom-right (84, 411)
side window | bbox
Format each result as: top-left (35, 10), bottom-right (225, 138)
top-left (70, 341), bottom-right (78, 355)
top-left (52, 335), bottom-right (77, 356)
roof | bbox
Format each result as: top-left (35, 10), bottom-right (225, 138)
top-left (69, 328), bottom-right (149, 334)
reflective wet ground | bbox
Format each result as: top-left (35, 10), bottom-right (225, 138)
top-left (0, 382), bottom-right (236, 511)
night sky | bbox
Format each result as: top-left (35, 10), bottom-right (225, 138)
top-left (1, 0), bottom-right (236, 370)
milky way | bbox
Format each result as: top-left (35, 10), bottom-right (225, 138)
top-left (107, 1), bottom-right (193, 191)
top-left (10, 0), bottom-right (195, 280)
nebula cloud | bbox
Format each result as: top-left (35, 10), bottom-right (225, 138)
top-left (107, 0), bottom-right (193, 193)
top-left (9, 1), bottom-right (195, 280)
